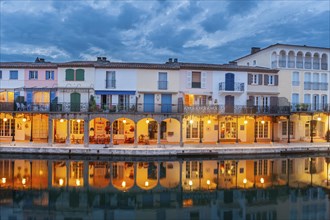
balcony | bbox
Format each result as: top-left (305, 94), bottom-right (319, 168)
top-left (158, 81), bottom-right (168, 90)
top-left (296, 61), bottom-right (303, 68)
top-left (304, 62), bottom-right (311, 69)
top-left (313, 63), bottom-right (320, 70)
top-left (304, 82), bottom-right (311, 90)
top-left (288, 61), bottom-right (295, 68)
top-left (219, 82), bottom-right (244, 93)
top-left (291, 103), bottom-right (330, 112)
top-left (304, 82), bottom-right (328, 91)
top-left (321, 63), bottom-right (328, 70)
top-left (191, 82), bottom-right (201, 88)
top-left (184, 105), bottom-right (219, 114)
top-left (105, 80), bottom-right (116, 89)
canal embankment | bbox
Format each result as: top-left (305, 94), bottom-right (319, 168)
top-left (1, 142), bottom-right (330, 157)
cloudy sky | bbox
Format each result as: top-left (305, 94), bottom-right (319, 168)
top-left (0, 0), bottom-right (329, 64)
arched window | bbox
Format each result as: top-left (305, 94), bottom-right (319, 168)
top-left (321, 54), bottom-right (328, 70)
top-left (279, 50), bottom-right (286, 67)
top-left (288, 51), bottom-right (295, 68)
top-left (304, 52), bottom-right (312, 69)
top-left (313, 53), bottom-right (320, 69)
top-left (296, 51), bottom-right (303, 68)
top-left (271, 52), bottom-right (277, 68)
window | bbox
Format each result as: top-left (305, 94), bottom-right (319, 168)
top-left (255, 121), bottom-right (269, 138)
top-left (45, 71), bottom-right (54, 80)
top-left (248, 73), bottom-right (262, 85)
top-left (192, 71), bottom-right (201, 88)
top-left (0, 118), bottom-right (14, 136)
top-left (9, 70), bottom-right (18, 80)
top-left (71, 120), bottom-right (84, 134)
top-left (65, 69), bottom-right (84, 81)
top-left (281, 160), bottom-right (287, 175)
top-left (268, 75), bottom-right (274, 85)
top-left (292, 72), bottom-right (299, 86)
top-left (158, 72), bottom-right (168, 90)
top-left (282, 121), bottom-right (294, 136)
top-left (106, 71), bottom-right (116, 88)
top-left (29, 71), bottom-right (38, 80)
top-left (220, 122), bottom-right (236, 139)
top-left (253, 60), bottom-right (256, 66)
top-left (186, 120), bottom-right (203, 139)
top-left (292, 93), bottom-right (299, 105)
top-left (0, 70), bottom-right (2, 79)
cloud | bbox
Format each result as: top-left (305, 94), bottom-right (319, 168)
top-left (0, 0), bottom-right (329, 64)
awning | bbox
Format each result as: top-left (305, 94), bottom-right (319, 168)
top-left (95, 90), bottom-right (136, 95)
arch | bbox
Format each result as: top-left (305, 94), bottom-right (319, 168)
top-left (136, 162), bottom-right (158, 190)
top-left (88, 162), bottom-right (111, 188)
top-left (159, 161), bottom-right (180, 188)
top-left (279, 50), bottom-right (286, 67)
top-left (304, 52), bottom-right (312, 69)
top-left (112, 162), bottom-right (135, 191)
top-left (69, 119), bottom-right (84, 144)
top-left (321, 54), bottom-right (328, 70)
top-left (271, 51), bottom-right (277, 68)
top-left (296, 51), bottom-right (304, 68)
top-left (288, 51), bottom-right (295, 68)
top-left (160, 118), bottom-right (180, 144)
top-left (313, 53), bottom-right (320, 69)
top-left (137, 118), bottom-right (157, 143)
top-left (89, 117), bottom-right (110, 144)
top-left (113, 117), bottom-right (135, 144)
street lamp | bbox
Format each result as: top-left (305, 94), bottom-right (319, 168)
top-left (260, 177), bottom-right (265, 188)
top-left (189, 180), bottom-right (193, 191)
top-left (243, 178), bottom-right (247, 188)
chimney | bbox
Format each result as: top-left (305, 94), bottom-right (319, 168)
top-left (251, 47), bottom-right (261, 54)
top-left (35, 57), bottom-right (40, 63)
top-left (168, 58), bottom-right (173, 63)
top-left (39, 58), bottom-right (45, 62)
top-left (97, 57), bottom-right (102, 61)
top-left (174, 58), bottom-right (178, 63)
top-left (102, 57), bottom-right (107, 61)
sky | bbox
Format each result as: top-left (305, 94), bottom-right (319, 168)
top-left (0, 0), bottom-right (329, 64)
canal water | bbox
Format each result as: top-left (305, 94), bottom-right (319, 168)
top-left (0, 154), bottom-right (329, 220)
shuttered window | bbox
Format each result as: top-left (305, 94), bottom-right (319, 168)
top-left (76, 69), bottom-right (85, 81)
top-left (192, 72), bottom-right (201, 88)
top-left (66, 69), bottom-right (74, 81)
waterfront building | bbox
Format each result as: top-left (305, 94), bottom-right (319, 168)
top-left (234, 44), bottom-right (330, 142)
top-left (1, 44), bottom-right (330, 147)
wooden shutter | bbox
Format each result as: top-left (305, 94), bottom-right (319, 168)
top-left (258, 74), bottom-right (263, 85)
top-left (275, 75), bottom-right (279, 85)
top-left (264, 75), bottom-right (269, 85)
top-left (186, 71), bottom-right (192, 88)
top-left (248, 74), bottom-right (253, 85)
top-left (76, 69), bottom-right (85, 81)
top-left (201, 72), bottom-right (206, 88)
top-left (66, 69), bottom-right (74, 81)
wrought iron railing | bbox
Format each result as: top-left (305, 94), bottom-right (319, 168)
top-left (218, 82), bottom-right (244, 91)
top-left (105, 80), bottom-right (116, 89)
top-left (321, 63), bottom-right (328, 70)
top-left (291, 103), bottom-right (330, 112)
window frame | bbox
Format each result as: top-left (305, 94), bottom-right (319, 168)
top-left (45, 70), bottom-right (55, 80)
top-left (9, 70), bottom-right (18, 80)
top-left (29, 70), bottom-right (38, 80)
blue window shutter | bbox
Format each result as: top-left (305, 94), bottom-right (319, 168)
top-left (50, 91), bottom-right (56, 102)
top-left (14, 91), bottom-right (20, 102)
top-left (36, 71), bottom-right (38, 79)
top-left (51, 71), bottom-right (54, 80)
top-left (27, 91), bottom-right (33, 104)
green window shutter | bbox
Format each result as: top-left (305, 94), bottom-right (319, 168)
top-left (76, 69), bottom-right (85, 81)
top-left (66, 69), bottom-right (74, 81)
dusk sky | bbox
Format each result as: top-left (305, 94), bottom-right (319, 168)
top-left (0, 0), bottom-right (329, 64)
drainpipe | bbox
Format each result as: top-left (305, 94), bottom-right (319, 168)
top-left (287, 116), bottom-right (290, 143)
top-left (310, 114), bottom-right (314, 143)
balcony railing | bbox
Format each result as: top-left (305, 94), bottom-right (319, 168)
top-left (291, 103), bottom-right (330, 112)
top-left (304, 62), bottom-right (311, 69)
top-left (0, 102), bottom-right (302, 115)
top-left (271, 61), bottom-right (277, 68)
top-left (219, 82), bottom-right (244, 92)
top-left (296, 61), bottom-right (303, 68)
top-left (184, 105), bottom-right (291, 115)
top-left (321, 63), bottom-right (328, 70)
top-left (292, 81), bottom-right (300, 86)
top-left (288, 61), bottom-right (295, 68)
top-left (105, 80), bottom-right (116, 89)
top-left (313, 63), bottom-right (320, 69)
top-left (279, 60), bottom-right (286, 67)
top-left (304, 82), bottom-right (328, 91)
top-left (158, 81), bottom-right (168, 90)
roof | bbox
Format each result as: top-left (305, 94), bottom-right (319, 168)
top-left (0, 60), bottom-right (278, 73)
top-left (233, 43), bottom-right (330, 62)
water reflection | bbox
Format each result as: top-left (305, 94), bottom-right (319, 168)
top-left (0, 156), bottom-right (329, 219)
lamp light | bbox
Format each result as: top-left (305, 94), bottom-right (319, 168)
top-left (60, 119), bottom-right (64, 123)
top-left (59, 178), bottom-right (64, 186)
top-left (3, 118), bottom-right (7, 122)
top-left (123, 118), bottom-right (126, 124)
top-left (122, 181), bottom-right (126, 188)
top-left (1, 177), bottom-right (6, 184)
